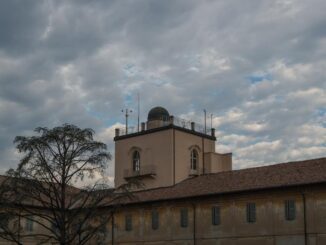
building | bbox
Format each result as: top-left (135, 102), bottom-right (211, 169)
top-left (108, 106), bottom-right (326, 245)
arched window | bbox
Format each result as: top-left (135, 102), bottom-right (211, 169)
top-left (132, 151), bottom-right (140, 172)
top-left (190, 149), bottom-right (198, 170)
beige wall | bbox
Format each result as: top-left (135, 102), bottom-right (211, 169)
top-left (205, 152), bottom-right (232, 173)
top-left (2, 186), bottom-right (326, 245)
top-left (115, 129), bottom-right (174, 189)
top-left (106, 185), bottom-right (326, 245)
top-left (174, 130), bottom-right (215, 183)
top-left (115, 127), bottom-right (222, 190)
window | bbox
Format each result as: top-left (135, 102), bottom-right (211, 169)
top-left (190, 149), bottom-right (198, 170)
top-left (212, 206), bottom-right (220, 226)
top-left (246, 203), bottom-right (256, 223)
top-left (151, 209), bottom-right (159, 230)
top-left (180, 208), bottom-right (188, 228)
top-left (285, 200), bottom-right (296, 221)
top-left (125, 214), bottom-right (132, 231)
top-left (25, 216), bottom-right (34, 232)
top-left (0, 213), bottom-right (9, 232)
top-left (132, 151), bottom-right (140, 172)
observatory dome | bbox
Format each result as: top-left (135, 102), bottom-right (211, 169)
top-left (147, 106), bottom-right (170, 121)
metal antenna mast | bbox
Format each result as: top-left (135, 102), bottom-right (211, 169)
top-left (121, 109), bottom-right (132, 134)
top-left (137, 92), bottom-right (140, 132)
top-left (203, 109), bottom-right (207, 134)
top-left (210, 113), bottom-right (213, 129)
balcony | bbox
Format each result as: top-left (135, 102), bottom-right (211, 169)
top-left (124, 165), bottom-right (156, 180)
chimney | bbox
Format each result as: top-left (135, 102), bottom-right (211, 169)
top-left (211, 128), bottom-right (215, 137)
top-left (191, 122), bottom-right (195, 131)
top-left (141, 122), bottom-right (146, 131)
top-left (169, 115), bottom-right (174, 125)
top-left (115, 128), bottom-right (120, 137)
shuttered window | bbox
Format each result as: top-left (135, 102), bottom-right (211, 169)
top-left (212, 206), bottom-right (220, 225)
top-left (25, 216), bottom-right (34, 232)
top-left (152, 210), bottom-right (159, 230)
top-left (0, 213), bottom-right (9, 231)
top-left (285, 200), bottom-right (296, 221)
top-left (246, 203), bottom-right (256, 223)
top-left (180, 208), bottom-right (188, 228)
top-left (125, 214), bottom-right (132, 231)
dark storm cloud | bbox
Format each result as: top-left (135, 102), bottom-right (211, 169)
top-left (0, 0), bottom-right (325, 175)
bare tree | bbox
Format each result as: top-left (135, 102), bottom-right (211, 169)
top-left (0, 176), bottom-right (24, 244)
top-left (1, 124), bottom-right (131, 245)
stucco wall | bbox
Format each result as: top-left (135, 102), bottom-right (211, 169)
top-left (107, 186), bottom-right (326, 245)
top-left (114, 129), bottom-right (174, 189)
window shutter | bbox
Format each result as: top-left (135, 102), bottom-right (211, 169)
top-left (180, 208), bottom-right (188, 227)
top-left (212, 206), bottom-right (220, 225)
top-left (25, 216), bottom-right (34, 232)
top-left (246, 203), bottom-right (256, 223)
top-left (125, 214), bottom-right (132, 231)
top-left (152, 210), bottom-right (159, 230)
top-left (285, 200), bottom-right (296, 221)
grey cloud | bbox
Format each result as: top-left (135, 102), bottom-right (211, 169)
top-left (0, 0), bottom-right (325, 175)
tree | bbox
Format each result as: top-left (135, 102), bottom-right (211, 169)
top-left (0, 176), bottom-right (23, 244)
top-left (1, 124), bottom-right (131, 245)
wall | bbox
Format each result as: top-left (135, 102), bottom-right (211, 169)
top-left (108, 185), bottom-right (326, 245)
top-left (114, 129), bottom-right (174, 189)
top-left (174, 130), bottom-right (215, 184)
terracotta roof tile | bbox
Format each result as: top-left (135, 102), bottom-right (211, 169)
top-left (126, 157), bottom-right (326, 204)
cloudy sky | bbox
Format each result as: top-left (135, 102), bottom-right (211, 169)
top-left (0, 0), bottom-right (325, 181)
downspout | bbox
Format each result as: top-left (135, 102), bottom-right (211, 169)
top-left (173, 128), bottom-right (176, 185)
top-left (192, 203), bottom-right (196, 245)
top-left (111, 211), bottom-right (115, 245)
top-left (301, 192), bottom-right (308, 245)
top-left (202, 138), bottom-right (205, 175)
top-left (18, 212), bottom-right (21, 244)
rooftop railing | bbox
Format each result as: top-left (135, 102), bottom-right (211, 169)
top-left (115, 116), bottom-right (215, 137)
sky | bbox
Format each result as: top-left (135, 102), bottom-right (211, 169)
top-left (0, 0), bottom-right (325, 183)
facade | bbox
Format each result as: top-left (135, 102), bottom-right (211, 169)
top-left (109, 107), bottom-right (326, 245)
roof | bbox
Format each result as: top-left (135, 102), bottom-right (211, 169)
top-left (114, 124), bottom-right (216, 141)
top-left (123, 157), bottom-right (326, 205)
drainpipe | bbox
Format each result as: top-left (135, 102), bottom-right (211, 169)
top-left (192, 203), bottom-right (196, 245)
top-left (301, 192), bottom-right (307, 245)
top-left (111, 211), bottom-right (115, 245)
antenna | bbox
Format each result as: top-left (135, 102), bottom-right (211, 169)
top-left (137, 92), bottom-right (140, 132)
top-left (203, 109), bottom-right (207, 134)
top-left (121, 109), bottom-right (132, 134)
top-left (210, 113), bottom-right (213, 129)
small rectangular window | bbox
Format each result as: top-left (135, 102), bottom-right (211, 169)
top-left (212, 206), bottom-right (220, 225)
top-left (151, 210), bottom-right (159, 230)
top-left (25, 216), bottom-right (34, 232)
top-left (246, 203), bottom-right (256, 223)
top-left (0, 213), bottom-right (9, 231)
top-left (180, 208), bottom-right (188, 228)
top-left (125, 214), bottom-right (132, 231)
top-left (285, 200), bottom-right (296, 221)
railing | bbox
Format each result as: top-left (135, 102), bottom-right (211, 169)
top-left (116, 116), bottom-right (213, 137)
top-left (123, 165), bottom-right (156, 179)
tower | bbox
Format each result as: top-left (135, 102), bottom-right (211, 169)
top-left (114, 106), bottom-right (232, 190)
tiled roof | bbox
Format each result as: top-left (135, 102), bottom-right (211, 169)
top-left (125, 157), bottom-right (326, 204)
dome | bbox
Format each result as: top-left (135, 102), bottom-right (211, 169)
top-left (147, 106), bottom-right (170, 121)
